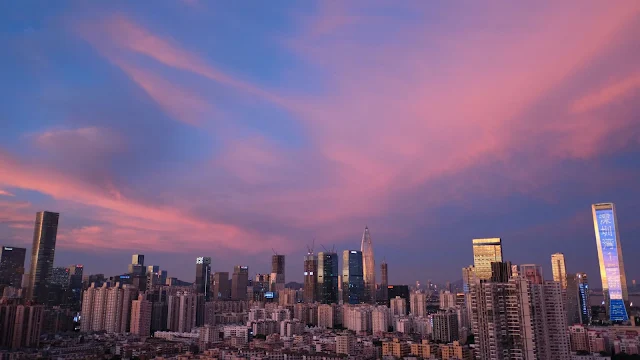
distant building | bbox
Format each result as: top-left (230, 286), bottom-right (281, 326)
top-left (361, 226), bottom-right (376, 304)
top-left (390, 296), bottom-right (406, 316)
top-left (212, 272), bottom-right (230, 300)
top-left (411, 292), bottom-right (427, 316)
top-left (27, 211), bottom-right (59, 303)
top-left (128, 254), bottom-right (145, 276)
top-left (130, 294), bottom-right (152, 337)
top-left (167, 291), bottom-right (197, 333)
top-left (303, 252), bottom-right (317, 303)
top-left (551, 253), bottom-right (568, 289)
top-left (472, 238), bottom-right (502, 280)
top-left (50, 267), bottom-right (69, 287)
top-left (231, 266), bottom-right (248, 300)
top-left (342, 250), bottom-right (364, 304)
top-left (567, 272), bottom-right (591, 325)
top-left (0, 304), bottom-right (44, 350)
top-left (0, 246), bottom-right (26, 288)
top-left (387, 285), bottom-right (410, 309)
top-left (195, 257), bottom-right (211, 301)
top-left (317, 252), bottom-right (338, 304)
top-left (270, 254), bottom-right (285, 293)
top-left (380, 260), bottom-right (388, 303)
top-left (432, 310), bottom-right (459, 343)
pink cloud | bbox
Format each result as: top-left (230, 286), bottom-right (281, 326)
top-left (0, 189), bottom-right (14, 197)
top-left (571, 73), bottom-right (640, 113)
top-left (33, 127), bottom-right (126, 154)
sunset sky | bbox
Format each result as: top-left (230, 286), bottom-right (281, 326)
top-left (1, 1), bottom-right (639, 285)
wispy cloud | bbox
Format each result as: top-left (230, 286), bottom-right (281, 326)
top-left (571, 73), bottom-right (640, 113)
top-left (0, 190), bottom-right (14, 197)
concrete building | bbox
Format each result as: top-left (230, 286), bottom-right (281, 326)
top-left (0, 246), bottom-right (26, 289)
top-left (439, 290), bottom-right (456, 310)
top-left (432, 310), bottom-right (459, 343)
top-left (231, 266), bottom-right (248, 300)
top-left (472, 238), bottom-right (502, 280)
top-left (551, 253), bottom-right (568, 289)
top-left (372, 306), bottom-right (390, 333)
top-left (130, 294), bottom-right (152, 337)
top-left (390, 296), bottom-right (406, 316)
top-left (212, 272), bottom-right (230, 300)
top-left (167, 291), bottom-right (197, 333)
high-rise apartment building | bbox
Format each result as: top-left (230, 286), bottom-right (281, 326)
top-left (380, 260), bottom-right (388, 303)
top-left (80, 283), bottom-right (137, 334)
top-left (390, 296), bottom-right (406, 316)
top-left (551, 253), bottom-right (568, 289)
top-left (167, 291), bottom-right (197, 333)
top-left (231, 266), bottom-right (248, 300)
top-left (270, 254), bottom-right (285, 293)
top-left (195, 257), bottom-right (211, 301)
top-left (361, 227), bottom-right (376, 304)
top-left (592, 203), bottom-right (629, 321)
top-left (27, 211), bottom-right (59, 303)
top-left (0, 246), bottom-right (26, 288)
top-left (212, 272), bottom-right (230, 300)
top-left (0, 304), bottom-right (44, 350)
top-left (410, 292), bottom-right (427, 317)
top-left (130, 294), bottom-right (152, 337)
top-left (432, 310), bottom-right (459, 343)
top-left (387, 285), bottom-right (410, 309)
top-left (303, 252), bottom-right (317, 303)
top-left (342, 250), bottom-right (364, 304)
top-left (317, 252), bottom-right (338, 304)
top-left (472, 238), bottom-right (502, 280)
top-left (439, 290), bottom-right (456, 310)
top-left (567, 272), bottom-right (591, 325)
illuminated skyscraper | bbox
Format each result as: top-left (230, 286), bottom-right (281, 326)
top-left (567, 272), bottom-right (591, 325)
top-left (592, 203), bottom-right (629, 321)
top-left (317, 251), bottom-right (338, 304)
top-left (271, 254), bottom-right (285, 293)
top-left (303, 251), bottom-right (318, 303)
top-left (361, 226), bottom-right (376, 304)
top-left (551, 253), bottom-right (568, 289)
top-left (27, 211), bottom-right (59, 303)
top-left (472, 238), bottom-right (502, 280)
top-left (195, 257), bottom-right (212, 300)
top-left (342, 250), bottom-right (364, 304)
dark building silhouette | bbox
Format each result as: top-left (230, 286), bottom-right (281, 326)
top-left (0, 246), bottom-right (26, 288)
top-left (231, 266), bottom-right (248, 300)
top-left (195, 257), bottom-right (211, 301)
top-left (317, 252), bottom-right (338, 304)
top-left (342, 250), bottom-right (364, 304)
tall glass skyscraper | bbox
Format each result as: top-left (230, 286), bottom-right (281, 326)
top-left (361, 227), bottom-right (376, 304)
top-left (317, 251), bottom-right (338, 304)
top-left (195, 257), bottom-right (212, 301)
top-left (551, 253), bottom-right (567, 289)
top-left (592, 203), bottom-right (629, 321)
top-left (27, 211), bottom-right (59, 303)
top-left (342, 250), bottom-right (364, 304)
top-left (472, 238), bottom-right (502, 280)
top-left (380, 260), bottom-right (388, 304)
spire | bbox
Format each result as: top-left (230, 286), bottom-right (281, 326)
top-left (361, 226), bottom-right (376, 304)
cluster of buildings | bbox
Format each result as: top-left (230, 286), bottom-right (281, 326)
top-left (0, 202), bottom-right (638, 360)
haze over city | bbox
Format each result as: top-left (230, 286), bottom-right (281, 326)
top-left (2, 1), bottom-right (640, 285)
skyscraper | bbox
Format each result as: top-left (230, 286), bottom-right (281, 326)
top-left (0, 246), bottom-right (26, 288)
top-left (231, 266), bottom-right (248, 300)
top-left (592, 203), bottom-right (629, 321)
top-left (567, 272), bottom-right (591, 325)
top-left (303, 251), bottom-right (318, 303)
top-left (342, 250), bottom-right (364, 304)
top-left (317, 251), bottom-right (338, 304)
top-left (271, 254), bottom-right (285, 293)
top-left (472, 238), bottom-right (502, 280)
top-left (361, 226), bottom-right (376, 304)
top-left (551, 253), bottom-right (568, 289)
top-left (380, 260), bottom-right (388, 304)
top-left (27, 211), bottom-right (59, 303)
top-left (212, 271), bottom-right (230, 300)
top-left (195, 257), bottom-right (212, 301)
top-left (129, 254), bottom-right (145, 275)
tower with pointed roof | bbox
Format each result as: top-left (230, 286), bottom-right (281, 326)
top-left (361, 226), bottom-right (376, 304)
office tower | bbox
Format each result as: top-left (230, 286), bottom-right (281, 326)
top-left (128, 254), bottom-right (145, 276)
top-left (567, 273), bottom-right (591, 325)
top-left (195, 257), bottom-right (211, 301)
top-left (317, 252), bottom-right (339, 304)
top-left (342, 250), bottom-right (364, 304)
top-left (50, 267), bottom-right (69, 287)
top-left (68, 264), bottom-right (83, 289)
top-left (410, 292), bottom-right (427, 317)
top-left (380, 260), bottom-right (388, 303)
top-left (490, 261), bottom-right (512, 282)
top-left (439, 290), bottom-right (456, 310)
top-left (472, 238), bottom-right (502, 280)
top-left (26, 211), bottom-right (59, 303)
top-left (432, 310), bottom-right (459, 343)
top-left (592, 203), bottom-right (629, 321)
top-left (0, 246), bottom-right (26, 288)
top-left (130, 294), bottom-right (152, 336)
top-left (231, 266), bottom-right (248, 300)
top-left (303, 251), bottom-right (318, 303)
top-left (167, 291), bottom-right (197, 332)
top-left (390, 296), bottom-right (406, 316)
top-left (271, 254), bottom-right (285, 293)
top-left (551, 253), bottom-right (568, 289)
top-left (361, 226), bottom-right (376, 304)
top-left (520, 264), bottom-right (544, 284)
top-left (387, 285), bottom-right (410, 309)
top-left (212, 272), bottom-right (230, 300)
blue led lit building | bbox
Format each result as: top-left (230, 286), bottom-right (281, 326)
top-left (592, 203), bottom-right (629, 322)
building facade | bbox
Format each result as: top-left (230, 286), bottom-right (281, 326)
top-left (231, 266), bottom-right (248, 300)
top-left (303, 252), bottom-right (317, 303)
top-left (195, 257), bottom-right (211, 301)
top-left (342, 250), bottom-right (364, 304)
top-left (317, 252), bottom-right (338, 304)
top-left (361, 227), bottom-right (376, 304)
top-left (0, 246), bottom-right (26, 289)
top-left (551, 253), bottom-right (568, 289)
top-left (27, 211), bottom-right (59, 303)
top-left (472, 238), bottom-right (502, 281)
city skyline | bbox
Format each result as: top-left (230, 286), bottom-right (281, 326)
top-left (1, 1), bottom-right (640, 285)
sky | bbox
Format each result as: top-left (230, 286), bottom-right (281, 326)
top-left (1, 1), bottom-right (640, 286)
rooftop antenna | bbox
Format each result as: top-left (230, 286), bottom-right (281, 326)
top-left (321, 244), bottom-right (330, 253)
top-left (272, 248), bottom-right (278, 256)
top-left (307, 239), bottom-right (315, 254)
